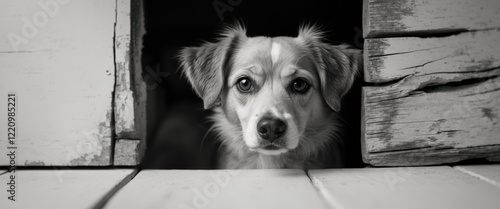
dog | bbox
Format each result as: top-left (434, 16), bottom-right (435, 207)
top-left (178, 24), bottom-right (362, 169)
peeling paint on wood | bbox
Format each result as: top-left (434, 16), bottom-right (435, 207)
top-left (69, 132), bottom-right (111, 166)
top-left (114, 0), bottom-right (136, 138)
top-left (113, 0), bottom-right (147, 166)
top-left (364, 0), bottom-right (500, 38)
top-left (0, 0), bottom-right (116, 166)
top-left (362, 76), bottom-right (500, 166)
top-left (365, 29), bottom-right (500, 83)
top-left (114, 139), bottom-right (140, 166)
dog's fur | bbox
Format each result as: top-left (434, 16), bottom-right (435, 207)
top-left (179, 24), bottom-right (361, 169)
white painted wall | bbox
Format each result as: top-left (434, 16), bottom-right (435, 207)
top-left (0, 0), bottom-right (117, 165)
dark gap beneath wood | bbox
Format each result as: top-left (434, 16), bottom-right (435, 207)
top-left (416, 76), bottom-right (499, 94)
top-left (364, 72), bottom-right (499, 94)
top-left (362, 74), bottom-right (412, 87)
top-left (0, 166), bottom-right (139, 170)
top-left (367, 28), bottom-right (470, 39)
top-left (368, 46), bottom-right (445, 58)
top-left (366, 75), bottom-right (498, 103)
top-left (370, 144), bottom-right (500, 155)
top-left (369, 146), bottom-right (436, 154)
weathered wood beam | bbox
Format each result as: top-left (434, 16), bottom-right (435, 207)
top-left (362, 76), bottom-right (500, 166)
top-left (363, 0), bottom-right (500, 38)
top-left (364, 30), bottom-right (500, 83)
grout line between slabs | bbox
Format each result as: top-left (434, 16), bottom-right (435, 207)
top-left (453, 166), bottom-right (500, 188)
top-left (92, 168), bottom-right (140, 209)
top-left (305, 170), bottom-right (344, 209)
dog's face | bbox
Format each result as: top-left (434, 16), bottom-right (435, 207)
top-left (223, 37), bottom-right (330, 155)
top-left (179, 25), bottom-right (361, 156)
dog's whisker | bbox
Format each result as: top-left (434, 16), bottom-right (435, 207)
top-left (299, 135), bottom-right (315, 159)
top-left (198, 125), bottom-right (217, 155)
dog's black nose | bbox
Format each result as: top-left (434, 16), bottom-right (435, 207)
top-left (257, 117), bottom-right (287, 142)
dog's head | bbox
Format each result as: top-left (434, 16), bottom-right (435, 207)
top-left (179, 24), bottom-right (361, 156)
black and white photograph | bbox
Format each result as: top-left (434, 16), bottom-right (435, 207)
top-left (1, 0), bottom-right (500, 208)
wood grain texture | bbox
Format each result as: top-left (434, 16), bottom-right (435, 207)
top-left (364, 29), bottom-right (500, 83)
top-left (114, 0), bottom-right (145, 140)
top-left (362, 76), bottom-right (500, 166)
top-left (363, 0), bottom-right (500, 38)
top-left (309, 166), bottom-right (500, 209)
top-left (455, 165), bottom-right (500, 188)
top-left (114, 0), bottom-right (146, 164)
top-left (113, 139), bottom-right (140, 166)
top-left (0, 0), bottom-right (116, 165)
top-left (0, 169), bottom-right (134, 209)
top-left (105, 169), bottom-right (327, 209)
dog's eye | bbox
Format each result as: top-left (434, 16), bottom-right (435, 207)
top-left (291, 78), bottom-right (310, 93)
top-left (236, 77), bottom-right (253, 92)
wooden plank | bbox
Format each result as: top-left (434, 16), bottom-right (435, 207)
top-left (364, 29), bottom-right (500, 83)
top-left (105, 170), bottom-right (327, 209)
top-left (0, 0), bottom-right (116, 165)
top-left (114, 0), bottom-right (147, 161)
top-left (309, 166), bottom-right (500, 209)
top-left (363, 0), bottom-right (500, 38)
top-left (115, 0), bottom-right (143, 138)
top-left (114, 0), bottom-right (134, 137)
top-left (0, 169), bottom-right (134, 209)
top-left (455, 165), bottom-right (500, 187)
top-left (114, 139), bottom-right (140, 166)
top-left (130, 0), bottom-right (147, 162)
top-left (362, 76), bottom-right (500, 166)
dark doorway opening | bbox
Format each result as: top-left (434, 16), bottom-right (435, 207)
top-left (141, 0), bottom-right (364, 169)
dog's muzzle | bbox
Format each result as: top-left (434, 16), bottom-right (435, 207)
top-left (257, 117), bottom-right (287, 142)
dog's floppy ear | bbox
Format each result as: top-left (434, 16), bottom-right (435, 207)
top-left (298, 26), bottom-right (362, 112)
top-left (179, 25), bottom-right (246, 109)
